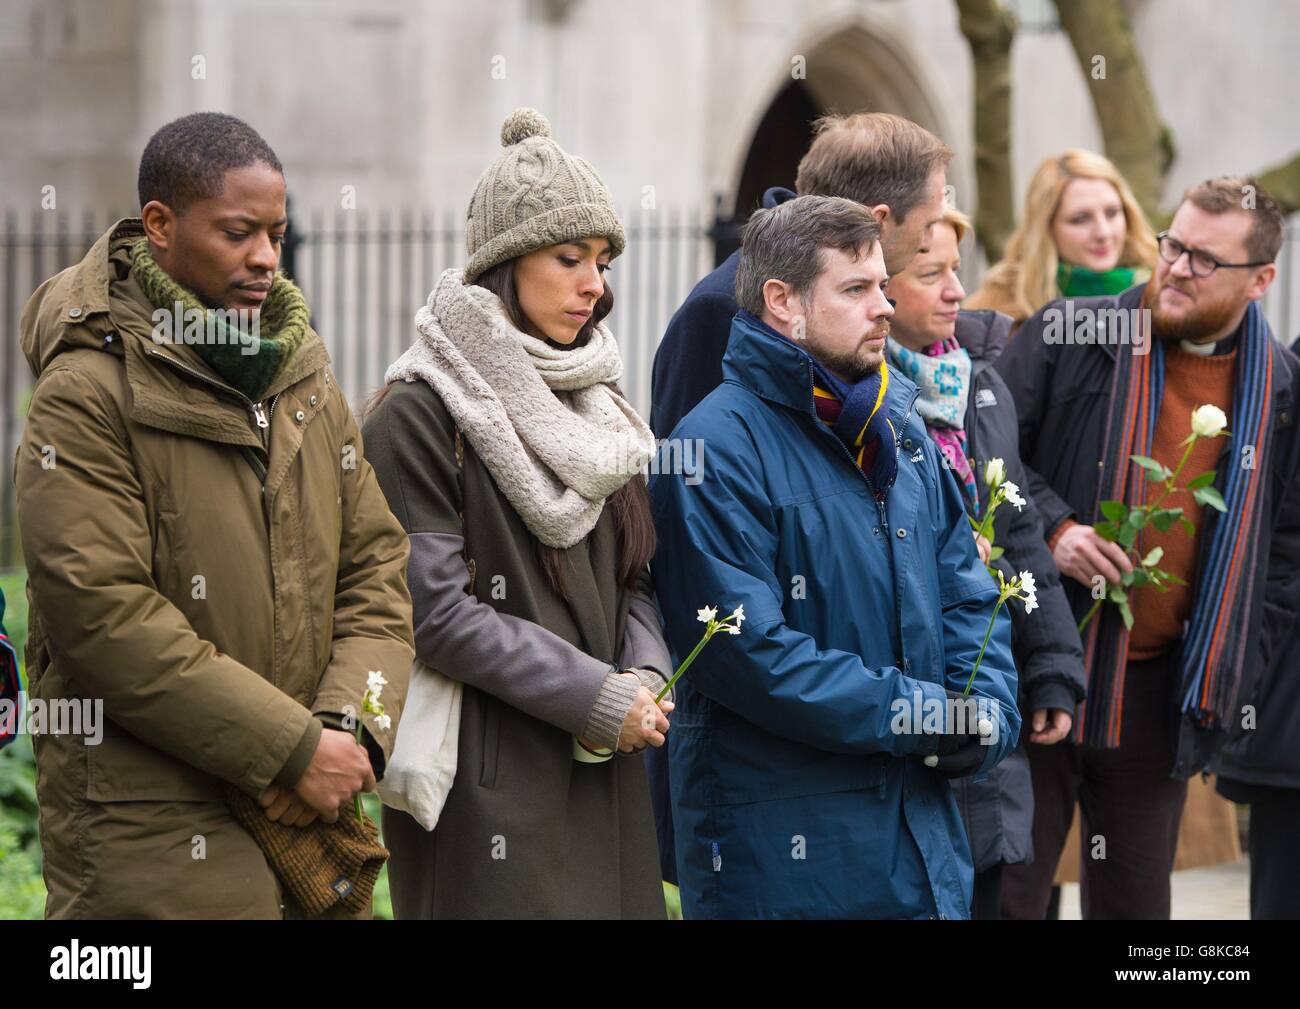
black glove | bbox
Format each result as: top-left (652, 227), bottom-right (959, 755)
top-left (923, 690), bottom-right (996, 778)
top-left (934, 689), bottom-right (978, 755)
top-left (927, 739), bottom-right (987, 779)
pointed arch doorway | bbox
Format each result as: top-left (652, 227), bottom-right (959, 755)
top-left (720, 21), bottom-right (962, 264)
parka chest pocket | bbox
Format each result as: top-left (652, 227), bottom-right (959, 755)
top-left (85, 731), bottom-right (222, 803)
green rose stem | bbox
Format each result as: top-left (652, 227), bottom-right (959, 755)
top-left (1077, 432), bottom-right (1203, 635)
top-left (1148, 435), bottom-right (1199, 513)
top-left (1077, 597), bottom-right (1103, 634)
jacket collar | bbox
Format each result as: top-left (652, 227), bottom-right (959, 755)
top-left (761, 186), bottom-right (797, 209)
top-left (722, 309), bottom-right (920, 436)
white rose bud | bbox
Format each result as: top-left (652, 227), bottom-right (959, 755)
top-left (1191, 404), bottom-right (1228, 439)
top-left (984, 458), bottom-right (1006, 488)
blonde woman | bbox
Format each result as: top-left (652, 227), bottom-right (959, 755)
top-left (967, 149), bottom-right (1157, 326)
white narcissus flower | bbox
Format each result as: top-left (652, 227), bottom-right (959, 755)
top-left (723, 625), bottom-right (741, 635)
top-left (1018, 570), bottom-right (1039, 613)
top-left (984, 458), bottom-right (1006, 488)
top-left (374, 714), bottom-right (392, 732)
top-left (1191, 404), bottom-right (1228, 439)
top-left (697, 605), bottom-right (718, 624)
top-left (366, 670), bottom-right (388, 692)
top-left (731, 604), bottom-right (745, 626)
top-left (1001, 481), bottom-right (1026, 511)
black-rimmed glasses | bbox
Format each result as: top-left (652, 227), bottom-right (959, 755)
top-left (1156, 231), bottom-right (1271, 277)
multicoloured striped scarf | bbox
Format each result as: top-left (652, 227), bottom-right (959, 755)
top-left (1078, 299), bottom-right (1274, 749)
top-left (810, 358), bottom-right (899, 498)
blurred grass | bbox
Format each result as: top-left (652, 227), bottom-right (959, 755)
top-left (0, 568), bottom-right (42, 919)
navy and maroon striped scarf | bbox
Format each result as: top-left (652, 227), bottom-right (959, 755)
top-left (810, 358), bottom-right (899, 499)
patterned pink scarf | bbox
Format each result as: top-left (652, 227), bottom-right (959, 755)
top-left (920, 337), bottom-right (978, 511)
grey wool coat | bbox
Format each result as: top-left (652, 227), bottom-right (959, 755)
top-left (363, 378), bottom-right (671, 919)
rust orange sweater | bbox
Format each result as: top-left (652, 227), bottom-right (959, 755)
top-left (1127, 348), bottom-right (1236, 660)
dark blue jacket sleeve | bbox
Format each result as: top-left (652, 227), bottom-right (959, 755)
top-left (650, 292), bottom-right (740, 440)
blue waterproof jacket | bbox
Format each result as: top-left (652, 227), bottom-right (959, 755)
top-left (649, 311), bottom-right (1020, 919)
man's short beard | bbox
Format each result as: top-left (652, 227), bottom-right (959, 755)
top-left (1145, 277), bottom-right (1243, 344)
top-left (806, 320), bottom-right (889, 382)
top-left (817, 348), bottom-right (882, 382)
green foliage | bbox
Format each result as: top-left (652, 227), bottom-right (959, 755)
top-left (1, 570), bottom-right (42, 919)
top-left (0, 822), bottom-right (44, 919)
top-left (1100, 500), bottom-right (1128, 522)
top-left (0, 571), bottom-right (27, 679)
top-left (1149, 507), bottom-right (1184, 532)
top-left (0, 733), bottom-right (44, 920)
top-left (360, 792), bottom-right (392, 920)
top-left (1131, 455), bottom-right (1173, 481)
top-left (1193, 486), bottom-right (1228, 512)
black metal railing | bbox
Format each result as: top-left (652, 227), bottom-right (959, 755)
top-left (0, 205), bottom-right (717, 567)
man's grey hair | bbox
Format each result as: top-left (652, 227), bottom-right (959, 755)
top-left (735, 195), bottom-right (882, 317)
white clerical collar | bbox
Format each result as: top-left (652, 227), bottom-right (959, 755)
top-left (1179, 338), bottom-right (1218, 356)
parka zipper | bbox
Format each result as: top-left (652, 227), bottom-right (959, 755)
top-left (147, 348), bottom-right (273, 485)
top-left (250, 394), bottom-right (280, 453)
top-left (147, 346), bottom-right (279, 686)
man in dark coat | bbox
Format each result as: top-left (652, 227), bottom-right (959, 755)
top-left (995, 177), bottom-right (1300, 919)
top-left (647, 111), bottom-right (953, 885)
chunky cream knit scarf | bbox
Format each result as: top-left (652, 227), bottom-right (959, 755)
top-left (386, 268), bottom-right (655, 548)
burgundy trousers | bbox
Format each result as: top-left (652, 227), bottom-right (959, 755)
top-left (1001, 654), bottom-right (1190, 920)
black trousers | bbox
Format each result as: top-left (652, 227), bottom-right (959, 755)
top-left (1001, 654), bottom-right (1189, 919)
top-left (971, 863), bottom-right (1003, 920)
top-left (1247, 791), bottom-right (1300, 919)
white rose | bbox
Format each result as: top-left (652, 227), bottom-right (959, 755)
top-left (1191, 404), bottom-right (1228, 439)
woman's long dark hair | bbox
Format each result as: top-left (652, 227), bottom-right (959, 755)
top-left (369, 256), bottom-right (657, 599)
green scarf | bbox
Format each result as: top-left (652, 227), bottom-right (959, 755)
top-left (1056, 261), bottom-right (1137, 299)
top-left (128, 238), bottom-right (310, 403)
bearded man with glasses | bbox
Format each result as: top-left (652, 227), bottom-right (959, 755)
top-left (994, 177), bottom-right (1300, 919)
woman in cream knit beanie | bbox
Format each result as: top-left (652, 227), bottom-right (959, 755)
top-left (464, 106), bottom-right (626, 285)
top-left (365, 108), bottom-right (674, 919)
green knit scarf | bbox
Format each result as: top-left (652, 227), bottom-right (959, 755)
top-left (128, 238), bottom-right (311, 403)
top-left (1056, 261), bottom-right (1138, 299)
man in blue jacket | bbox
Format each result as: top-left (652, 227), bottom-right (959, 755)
top-left (647, 112), bottom-right (953, 884)
top-left (650, 195), bottom-right (1019, 919)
